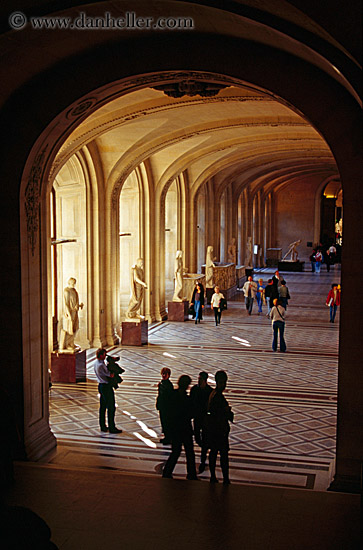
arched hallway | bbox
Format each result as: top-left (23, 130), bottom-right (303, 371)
top-left (46, 268), bottom-right (340, 490)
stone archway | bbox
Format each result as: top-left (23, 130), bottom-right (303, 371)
top-left (0, 16), bottom-right (358, 487)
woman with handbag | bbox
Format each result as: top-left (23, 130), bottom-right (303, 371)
top-left (269, 298), bottom-right (287, 352)
top-left (211, 286), bottom-right (225, 326)
top-left (191, 282), bottom-right (205, 324)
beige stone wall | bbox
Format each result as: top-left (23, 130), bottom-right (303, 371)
top-left (274, 175), bottom-right (323, 261)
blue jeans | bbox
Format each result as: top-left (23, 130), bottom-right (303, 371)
top-left (280, 297), bottom-right (288, 309)
top-left (194, 300), bottom-right (202, 320)
top-left (272, 321), bottom-right (286, 352)
top-left (266, 297), bottom-right (271, 314)
top-left (330, 304), bottom-right (337, 322)
top-left (245, 297), bottom-right (254, 314)
top-left (256, 294), bottom-right (263, 313)
top-left (315, 261), bottom-right (321, 273)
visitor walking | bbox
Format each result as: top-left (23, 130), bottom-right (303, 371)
top-left (278, 280), bottom-right (290, 309)
top-left (162, 375), bottom-right (198, 480)
top-left (190, 372), bottom-right (213, 473)
top-left (156, 367), bottom-right (174, 445)
top-left (191, 282), bottom-right (205, 324)
top-left (269, 298), bottom-right (287, 352)
top-left (326, 283), bottom-right (341, 323)
top-left (211, 285), bottom-right (225, 325)
top-left (206, 370), bottom-right (234, 485)
top-left (242, 276), bottom-right (258, 315)
top-left (315, 249), bottom-right (323, 273)
top-left (256, 278), bottom-right (265, 315)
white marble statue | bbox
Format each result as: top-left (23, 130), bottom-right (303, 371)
top-left (125, 258), bottom-right (148, 321)
top-left (59, 277), bottom-right (84, 352)
top-left (282, 239), bottom-right (301, 261)
top-left (227, 237), bottom-right (237, 264)
top-left (206, 245), bottom-right (215, 288)
top-left (172, 250), bottom-right (185, 302)
top-left (245, 236), bottom-right (253, 267)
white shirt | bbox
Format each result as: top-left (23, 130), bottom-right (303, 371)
top-left (94, 359), bottom-right (110, 384)
top-left (211, 292), bottom-right (224, 308)
top-left (242, 280), bottom-right (258, 298)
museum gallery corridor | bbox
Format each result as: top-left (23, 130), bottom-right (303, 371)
top-left (47, 268), bottom-right (340, 490)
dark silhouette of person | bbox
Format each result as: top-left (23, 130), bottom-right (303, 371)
top-left (206, 370), bottom-right (234, 484)
top-left (190, 371), bottom-right (213, 473)
top-left (0, 505), bottom-right (58, 549)
top-left (156, 367), bottom-right (174, 445)
top-left (162, 375), bottom-right (198, 480)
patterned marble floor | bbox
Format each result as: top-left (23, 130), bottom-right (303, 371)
top-left (47, 267), bottom-right (340, 490)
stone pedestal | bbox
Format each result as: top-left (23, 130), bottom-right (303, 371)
top-left (168, 300), bottom-right (189, 321)
top-left (121, 320), bottom-right (148, 345)
top-left (51, 349), bottom-right (86, 383)
top-left (236, 265), bottom-right (246, 288)
top-left (278, 260), bottom-right (305, 272)
top-left (266, 248), bottom-right (282, 267)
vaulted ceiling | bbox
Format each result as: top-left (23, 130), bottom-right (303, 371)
top-left (54, 83), bottom-right (338, 198)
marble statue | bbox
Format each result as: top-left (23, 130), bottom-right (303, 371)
top-left (227, 237), bottom-right (237, 264)
top-left (206, 245), bottom-right (215, 288)
top-left (125, 258), bottom-right (147, 321)
top-left (172, 250), bottom-right (185, 302)
top-left (59, 277), bottom-right (84, 352)
top-left (245, 236), bottom-right (253, 267)
top-left (282, 239), bottom-right (301, 261)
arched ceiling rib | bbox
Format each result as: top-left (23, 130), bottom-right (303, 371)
top-left (55, 84), bottom-right (339, 201)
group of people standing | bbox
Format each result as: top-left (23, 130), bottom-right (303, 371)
top-left (157, 368), bottom-right (233, 484)
top-left (310, 244), bottom-right (338, 273)
top-left (242, 270), bottom-right (290, 316)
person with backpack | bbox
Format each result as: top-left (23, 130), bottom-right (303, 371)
top-left (269, 298), bottom-right (287, 352)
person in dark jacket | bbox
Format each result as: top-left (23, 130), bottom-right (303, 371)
top-left (264, 278), bottom-right (278, 315)
top-left (190, 371), bottom-right (213, 473)
top-left (156, 367), bottom-right (174, 445)
top-left (206, 370), bottom-right (234, 485)
top-left (191, 282), bottom-right (205, 324)
top-left (162, 375), bottom-right (198, 480)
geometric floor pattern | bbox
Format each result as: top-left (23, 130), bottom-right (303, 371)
top-left (48, 267), bottom-right (340, 490)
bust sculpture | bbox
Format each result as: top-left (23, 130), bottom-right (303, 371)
top-left (227, 237), bottom-right (237, 264)
top-left (172, 250), bottom-right (185, 302)
top-left (125, 258), bottom-right (147, 321)
top-left (59, 277), bottom-right (84, 352)
top-left (206, 245), bottom-right (215, 288)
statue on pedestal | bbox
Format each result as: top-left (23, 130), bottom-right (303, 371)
top-left (282, 239), bottom-right (301, 262)
top-left (245, 236), bottom-right (253, 267)
top-left (125, 258), bottom-right (147, 321)
top-left (206, 245), bottom-right (215, 288)
top-left (227, 237), bottom-right (237, 264)
top-left (172, 250), bottom-right (186, 302)
top-left (59, 277), bottom-right (84, 352)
